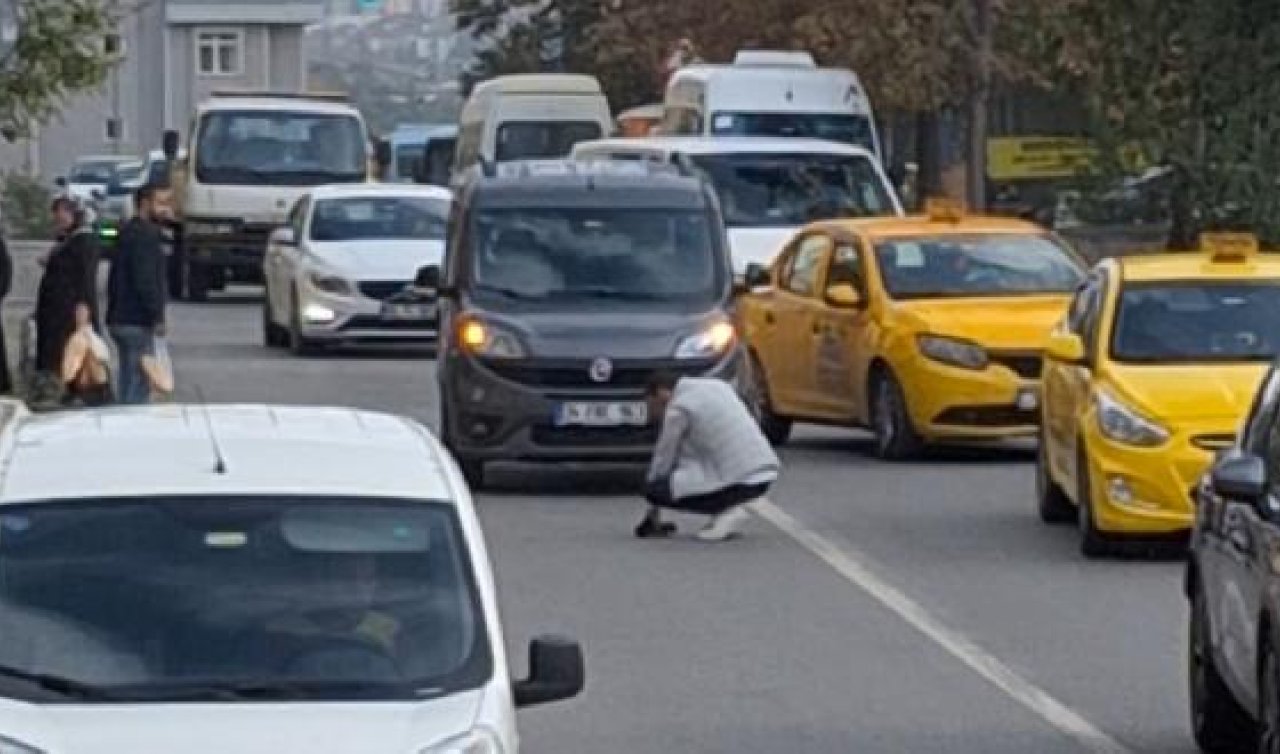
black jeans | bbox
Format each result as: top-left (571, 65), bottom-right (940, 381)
top-left (645, 478), bottom-right (771, 516)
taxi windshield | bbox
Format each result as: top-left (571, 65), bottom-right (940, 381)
top-left (873, 235), bottom-right (1084, 300)
top-left (470, 207), bottom-right (723, 305)
top-left (688, 153), bottom-right (894, 228)
top-left (0, 497), bottom-right (490, 702)
top-left (310, 196), bottom-right (449, 242)
top-left (1111, 282), bottom-right (1280, 363)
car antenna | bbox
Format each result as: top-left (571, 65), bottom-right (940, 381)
top-left (192, 385), bottom-right (228, 475)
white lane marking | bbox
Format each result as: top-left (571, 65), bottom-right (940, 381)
top-left (750, 499), bottom-right (1133, 754)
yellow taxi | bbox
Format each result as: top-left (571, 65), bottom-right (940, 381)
top-left (739, 201), bottom-right (1087, 459)
top-left (1037, 233), bottom-right (1279, 557)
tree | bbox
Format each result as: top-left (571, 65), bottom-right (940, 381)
top-left (0, 0), bottom-right (121, 140)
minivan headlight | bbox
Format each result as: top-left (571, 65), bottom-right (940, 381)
top-left (917, 335), bottom-right (989, 370)
top-left (675, 320), bottom-right (736, 360)
top-left (459, 318), bottom-right (526, 359)
top-left (1094, 388), bottom-right (1170, 447)
top-left (420, 727), bottom-right (503, 754)
top-left (0, 737), bottom-right (45, 754)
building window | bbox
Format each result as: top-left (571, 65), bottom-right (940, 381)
top-left (103, 32), bottom-right (125, 59)
top-left (196, 28), bottom-right (243, 77)
top-left (105, 118), bottom-right (124, 141)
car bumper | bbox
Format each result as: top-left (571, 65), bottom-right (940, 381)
top-left (898, 356), bottom-right (1041, 441)
top-left (1081, 422), bottom-right (1228, 536)
top-left (296, 287), bottom-right (438, 342)
top-left (441, 348), bottom-right (750, 462)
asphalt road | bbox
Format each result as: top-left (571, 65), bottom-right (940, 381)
top-left (170, 292), bottom-right (1200, 754)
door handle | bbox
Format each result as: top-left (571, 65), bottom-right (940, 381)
top-left (764, 312), bottom-right (775, 325)
top-left (812, 322), bottom-right (824, 335)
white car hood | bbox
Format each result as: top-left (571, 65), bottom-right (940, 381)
top-left (66, 183), bottom-right (106, 202)
top-left (308, 240), bottom-right (445, 281)
top-left (0, 692), bottom-right (483, 754)
top-left (728, 227), bottom-right (796, 274)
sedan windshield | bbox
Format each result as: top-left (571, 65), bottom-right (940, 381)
top-left (710, 112), bottom-right (876, 152)
top-left (1111, 282), bottom-right (1280, 363)
top-left (471, 208), bottom-right (722, 304)
top-left (689, 153), bottom-right (894, 228)
top-left (68, 160), bottom-right (127, 184)
top-left (0, 497), bottom-right (490, 702)
top-left (195, 110), bottom-right (367, 186)
top-left (874, 235), bottom-right (1084, 300)
top-left (310, 196), bottom-right (449, 242)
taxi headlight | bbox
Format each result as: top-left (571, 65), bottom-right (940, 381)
top-left (420, 727), bottom-right (504, 754)
top-left (917, 335), bottom-right (989, 370)
top-left (1095, 388), bottom-right (1170, 447)
top-left (675, 320), bottom-right (736, 360)
top-left (0, 737), bottom-right (45, 754)
top-left (308, 270), bottom-right (357, 298)
top-left (459, 318), bottom-right (526, 360)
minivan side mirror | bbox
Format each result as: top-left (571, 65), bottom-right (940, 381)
top-left (744, 263), bottom-right (771, 289)
top-left (54, 176), bottom-right (66, 188)
top-left (513, 635), bottom-right (585, 709)
top-left (270, 227), bottom-right (296, 247)
top-left (162, 130), bottom-right (180, 160)
top-left (1211, 453), bottom-right (1267, 505)
top-left (1044, 332), bottom-right (1086, 365)
top-left (414, 264), bottom-right (445, 293)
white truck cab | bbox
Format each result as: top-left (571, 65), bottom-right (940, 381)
top-left (0, 403), bottom-right (583, 754)
top-left (163, 92), bottom-right (386, 301)
top-left (662, 50), bottom-right (883, 162)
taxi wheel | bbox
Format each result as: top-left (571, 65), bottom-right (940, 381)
top-left (1189, 586), bottom-right (1256, 752)
top-left (748, 353), bottom-right (792, 446)
top-left (872, 370), bottom-right (923, 461)
top-left (1076, 444), bottom-right (1113, 558)
top-left (1036, 434), bottom-right (1075, 524)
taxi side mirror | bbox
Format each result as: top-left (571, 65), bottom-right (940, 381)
top-left (1045, 332), bottom-right (1086, 365)
top-left (825, 283), bottom-right (863, 309)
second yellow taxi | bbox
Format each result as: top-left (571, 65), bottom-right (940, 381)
top-left (1038, 233), bottom-right (1279, 557)
top-left (739, 202), bottom-right (1086, 459)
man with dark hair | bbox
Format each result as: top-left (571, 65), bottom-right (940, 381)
top-left (107, 184), bottom-right (172, 404)
top-left (636, 371), bottom-right (781, 541)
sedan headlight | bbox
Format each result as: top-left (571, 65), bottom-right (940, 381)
top-left (308, 270), bottom-right (357, 298)
top-left (675, 320), bottom-right (736, 360)
top-left (917, 334), bottom-right (989, 370)
top-left (420, 728), bottom-right (504, 754)
top-left (0, 737), bottom-right (44, 754)
top-left (459, 318), bottom-right (526, 359)
top-left (1094, 388), bottom-right (1170, 447)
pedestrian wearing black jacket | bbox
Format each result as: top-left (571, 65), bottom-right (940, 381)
top-left (107, 185), bottom-right (171, 404)
top-left (0, 234), bottom-right (14, 394)
top-left (35, 196), bottom-right (100, 378)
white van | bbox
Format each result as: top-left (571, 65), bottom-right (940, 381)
top-left (454, 74), bottom-right (612, 177)
top-left (572, 136), bottom-right (903, 274)
top-left (662, 50), bottom-right (883, 161)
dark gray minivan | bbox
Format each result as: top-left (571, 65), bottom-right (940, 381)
top-left (416, 159), bottom-right (748, 488)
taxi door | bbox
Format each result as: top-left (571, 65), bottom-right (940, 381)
top-left (1042, 269), bottom-right (1108, 493)
top-left (810, 236), bottom-right (875, 421)
top-left (752, 232), bottom-right (835, 415)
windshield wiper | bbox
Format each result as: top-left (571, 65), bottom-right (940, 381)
top-left (111, 680), bottom-right (432, 702)
top-left (0, 664), bottom-right (113, 700)
top-left (558, 287), bottom-right (668, 301)
top-left (475, 285), bottom-right (544, 300)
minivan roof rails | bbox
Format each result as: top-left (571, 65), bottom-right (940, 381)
top-left (211, 90), bottom-right (351, 102)
top-left (732, 50), bottom-right (817, 68)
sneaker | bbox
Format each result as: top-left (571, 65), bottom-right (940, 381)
top-left (634, 517), bottom-right (677, 539)
top-left (696, 506), bottom-right (751, 542)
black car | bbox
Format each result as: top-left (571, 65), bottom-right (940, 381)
top-left (1188, 361), bottom-right (1280, 753)
top-left (416, 158), bottom-right (749, 490)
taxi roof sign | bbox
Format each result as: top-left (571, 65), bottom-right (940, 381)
top-left (925, 197), bottom-right (965, 223)
top-left (1202, 232), bottom-right (1259, 262)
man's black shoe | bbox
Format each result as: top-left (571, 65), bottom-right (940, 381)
top-left (634, 518), bottom-right (677, 539)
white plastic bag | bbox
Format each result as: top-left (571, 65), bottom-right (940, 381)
top-left (141, 336), bottom-right (174, 396)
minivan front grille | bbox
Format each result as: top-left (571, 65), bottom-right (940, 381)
top-left (482, 359), bottom-right (716, 389)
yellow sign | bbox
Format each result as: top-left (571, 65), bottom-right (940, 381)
top-left (1201, 232), bottom-right (1259, 261)
top-left (987, 137), bottom-right (1099, 181)
top-left (925, 197), bottom-right (965, 222)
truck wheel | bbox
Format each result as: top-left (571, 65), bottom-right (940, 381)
top-left (167, 241), bottom-right (186, 300)
top-left (185, 261), bottom-right (209, 303)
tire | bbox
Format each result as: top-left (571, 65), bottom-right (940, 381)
top-left (1189, 587), bottom-right (1255, 752)
top-left (166, 229), bottom-right (185, 300)
top-left (1260, 638), bottom-right (1280, 754)
top-left (747, 353), bottom-right (792, 446)
top-left (1077, 443), bottom-right (1112, 558)
top-left (871, 369), bottom-right (924, 461)
top-left (185, 260), bottom-right (209, 303)
top-left (261, 286), bottom-right (287, 348)
top-left (288, 290), bottom-right (320, 357)
top-left (1036, 432), bottom-right (1076, 524)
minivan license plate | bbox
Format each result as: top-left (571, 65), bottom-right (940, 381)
top-left (382, 303), bottom-right (434, 321)
top-left (555, 402), bottom-right (648, 427)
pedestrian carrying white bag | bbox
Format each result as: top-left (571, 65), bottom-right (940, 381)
top-left (140, 336), bottom-right (174, 399)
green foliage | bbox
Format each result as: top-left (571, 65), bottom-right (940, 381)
top-left (1, 171), bottom-right (52, 240)
top-left (0, 0), bottom-right (119, 140)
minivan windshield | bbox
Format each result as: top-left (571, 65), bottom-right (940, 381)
top-left (689, 153), bottom-right (894, 228)
top-left (195, 110), bottom-right (367, 186)
top-left (471, 208), bottom-right (722, 305)
top-left (1111, 282), bottom-right (1280, 363)
top-left (0, 497), bottom-right (490, 702)
top-left (496, 121), bottom-right (603, 162)
top-left (710, 112), bottom-right (876, 153)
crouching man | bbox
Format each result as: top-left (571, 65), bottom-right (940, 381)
top-left (636, 371), bottom-right (781, 542)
